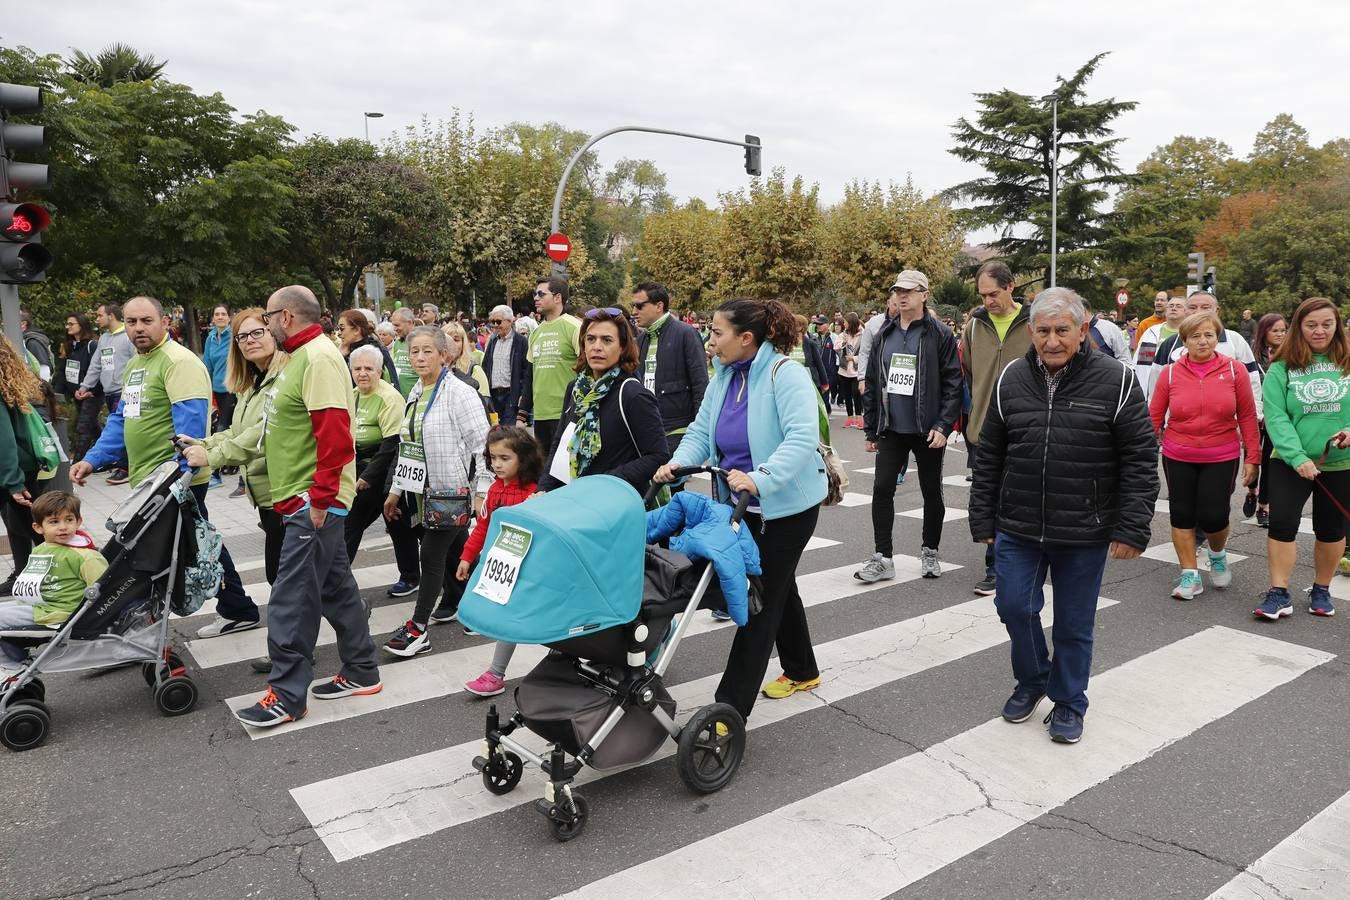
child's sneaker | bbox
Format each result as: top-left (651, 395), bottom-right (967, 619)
top-left (1172, 570), bottom-right (1204, 600)
top-left (1206, 551), bottom-right (1231, 589)
top-left (1308, 585), bottom-right (1336, 617)
top-left (465, 670), bottom-right (505, 697)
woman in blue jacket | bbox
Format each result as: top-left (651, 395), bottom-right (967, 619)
top-left (656, 298), bottom-right (828, 720)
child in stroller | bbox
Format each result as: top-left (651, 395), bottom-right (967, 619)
top-left (458, 467), bottom-right (757, 842)
top-left (0, 460), bottom-right (220, 752)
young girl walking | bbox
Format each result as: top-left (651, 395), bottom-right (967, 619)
top-left (459, 425), bottom-right (543, 696)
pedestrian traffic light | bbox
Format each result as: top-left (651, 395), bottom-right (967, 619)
top-left (0, 82), bottom-right (52, 284)
top-left (1202, 266), bottom-right (1216, 294)
top-left (744, 134), bottom-right (761, 177)
top-left (1186, 251), bottom-right (1205, 287)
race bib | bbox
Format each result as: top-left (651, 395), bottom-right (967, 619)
top-left (13, 557), bottom-right (50, 602)
top-left (65, 359), bottom-right (80, 385)
top-left (391, 442), bottom-right (427, 493)
top-left (122, 369), bottom-right (145, 418)
top-left (101, 347), bottom-right (114, 366)
top-left (473, 523), bottom-right (532, 606)
top-left (644, 354), bottom-right (657, 392)
top-left (887, 353), bottom-right (917, 396)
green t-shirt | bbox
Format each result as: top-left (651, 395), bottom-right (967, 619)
top-left (1262, 353), bottom-right (1350, 471)
top-left (526, 314), bottom-right (581, 421)
top-left (14, 541), bottom-right (108, 625)
top-left (990, 304), bottom-right (1022, 341)
top-left (120, 337), bottom-right (212, 486)
top-left (261, 334), bottom-right (358, 507)
top-left (1159, 325), bottom-right (1178, 343)
top-left (354, 379), bottom-right (406, 451)
top-left (391, 337), bottom-right (417, 396)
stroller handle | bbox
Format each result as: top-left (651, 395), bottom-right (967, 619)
top-left (644, 466), bottom-right (753, 525)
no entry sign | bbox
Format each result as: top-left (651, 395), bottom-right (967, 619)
top-left (1116, 289), bottom-right (1129, 307)
top-left (545, 233), bottom-right (572, 263)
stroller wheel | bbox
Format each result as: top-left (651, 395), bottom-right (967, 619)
top-left (549, 793), bottom-right (590, 843)
top-left (12, 677), bottom-right (44, 704)
top-left (1, 701), bottom-right (51, 752)
top-left (677, 702), bottom-right (746, 794)
top-left (154, 676), bottom-right (198, 717)
top-left (143, 653), bottom-right (187, 687)
top-left (482, 750), bottom-right (524, 796)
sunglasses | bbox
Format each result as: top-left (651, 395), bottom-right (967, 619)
top-left (583, 307), bottom-right (625, 319)
top-left (631, 300), bottom-right (652, 310)
top-left (533, 290), bottom-right (553, 299)
top-left (488, 319), bottom-right (503, 325)
top-left (235, 327), bottom-right (267, 345)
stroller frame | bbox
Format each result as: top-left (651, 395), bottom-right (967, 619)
top-left (472, 466), bottom-right (751, 841)
top-left (0, 461), bottom-right (202, 752)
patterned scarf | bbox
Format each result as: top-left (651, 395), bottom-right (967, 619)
top-left (567, 366), bottom-right (623, 479)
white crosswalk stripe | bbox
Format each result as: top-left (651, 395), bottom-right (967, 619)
top-left (1204, 790), bottom-right (1350, 899)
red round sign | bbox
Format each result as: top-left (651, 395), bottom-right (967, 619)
top-left (545, 233), bottom-right (572, 263)
top-left (1116, 289), bottom-right (1129, 307)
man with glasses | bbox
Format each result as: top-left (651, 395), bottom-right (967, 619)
top-left (387, 307), bottom-right (418, 396)
top-left (633, 282), bottom-right (708, 451)
top-left (961, 261), bottom-right (1033, 597)
top-left (76, 302), bottom-right (135, 485)
top-left (70, 296), bottom-right (261, 637)
top-left (516, 277), bottom-right (580, 453)
top-left (232, 285), bottom-right (381, 728)
top-left (484, 304), bottom-right (528, 424)
top-left (419, 303), bottom-right (440, 327)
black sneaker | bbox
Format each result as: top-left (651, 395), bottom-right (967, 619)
top-left (311, 674), bottom-right (383, 699)
top-left (974, 574), bottom-right (997, 597)
top-left (1001, 686), bottom-right (1046, 723)
top-left (0, 575), bottom-right (13, 598)
top-left (383, 621), bottom-right (430, 657)
top-left (249, 658), bottom-right (271, 674)
top-left (386, 580), bottom-right (419, 598)
top-left (234, 687), bottom-right (304, 728)
top-left (1045, 705), bottom-right (1083, 744)
top-left (1242, 490), bottom-right (1257, 519)
top-left (428, 606), bottom-right (458, 624)
top-left (1256, 508), bottom-right (1269, 528)
top-left (105, 468), bottom-right (130, 486)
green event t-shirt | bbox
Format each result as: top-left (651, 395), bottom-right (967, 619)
top-left (354, 379), bottom-right (406, 452)
top-left (990, 304), bottom-right (1022, 341)
top-left (16, 541), bottom-right (108, 625)
top-left (391, 337), bottom-right (417, 396)
top-left (526, 314), bottom-right (581, 421)
top-left (261, 333), bottom-right (358, 508)
top-left (1263, 353), bottom-right (1350, 471)
top-left (1158, 325), bottom-right (1177, 343)
top-left (120, 337), bottom-right (212, 486)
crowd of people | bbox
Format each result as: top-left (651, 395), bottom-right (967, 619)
top-left (2, 262), bottom-right (1348, 745)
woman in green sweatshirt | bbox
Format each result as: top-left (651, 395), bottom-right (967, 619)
top-left (1255, 297), bottom-right (1350, 620)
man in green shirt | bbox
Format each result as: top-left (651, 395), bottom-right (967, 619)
top-left (516, 276), bottom-right (581, 454)
top-left (388, 307), bottom-right (418, 396)
top-left (70, 295), bottom-right (260, 638)
top-left (232, 285), bottom-right (381, 728)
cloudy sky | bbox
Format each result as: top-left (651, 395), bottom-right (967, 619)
top-left (10, 1), bottom-right (1350, 222)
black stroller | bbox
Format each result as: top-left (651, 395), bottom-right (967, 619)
top-left (0, 460), bottom-right (220, 751)
top-left (458, 468), bottom-right (754, 842)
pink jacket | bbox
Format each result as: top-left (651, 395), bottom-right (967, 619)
top-left (1149, 352), bottom-right (1260, 463)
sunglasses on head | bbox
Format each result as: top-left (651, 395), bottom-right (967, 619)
top-left (583, 307), bottom-right (625, 320)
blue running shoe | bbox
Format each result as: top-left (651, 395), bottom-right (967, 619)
top-left (1253, 588), bottom-right (1293, 621)
top-left (1045, 705), bottom-right (1083, 744)
top-left (1308, 585), bottom-right (1335, 617)
top-left (1001, 686), bottom-right (1045, 723)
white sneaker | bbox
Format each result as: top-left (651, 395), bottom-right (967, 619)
top-left (919, 547), bottom-right (942, 579)
top-left (853, 553), bottom-right (895, 583)
top-left (195, 614), bottom-right (262, 639)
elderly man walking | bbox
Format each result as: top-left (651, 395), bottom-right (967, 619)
top-left (483, 304), bottom-right (529, 424)
top-left (969, 287), bottom-right (1158, 744)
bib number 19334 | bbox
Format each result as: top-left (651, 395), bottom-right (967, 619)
top-left (473, 523), bottom-right (533, 606)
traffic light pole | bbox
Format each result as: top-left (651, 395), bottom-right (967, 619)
top-left (1, 282), bottom-right (21, 349)
top-left (549, 126), bottom-right (761, 276)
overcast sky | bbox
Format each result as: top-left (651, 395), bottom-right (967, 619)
top-left (10, 1), bottom-right (1350, 229)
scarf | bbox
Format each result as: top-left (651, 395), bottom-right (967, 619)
top-left (645, 313), bottom-right (669, 336)
top-left (567, 366), bottom-right (623, 479)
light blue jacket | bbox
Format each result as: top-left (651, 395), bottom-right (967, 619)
top-left (670, 341), bottom-right (827, 520)
top-left (202, 327), bottom-right (231, 394)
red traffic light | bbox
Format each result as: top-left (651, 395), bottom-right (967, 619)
top-left (1, 202), bottom-right (49, 240)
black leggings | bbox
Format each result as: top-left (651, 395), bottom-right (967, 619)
top-left (872, 431), bottom-right (945, 551)
top-left (1267, 459), bottom-right (1350, 543)
top-left (836, 376), bottom-right (860, 416)
top-left (1162, 456), bottom-right (1239, 533)
top-left (1257, 426), bottom-right (1275, 505)
top-left (413, 525), bottom-right (469, 624)
top-left (715, 504), bottom-right (820, 720)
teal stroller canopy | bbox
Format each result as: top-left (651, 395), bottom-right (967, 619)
top-left (458, 475), bottom-right (647, 645)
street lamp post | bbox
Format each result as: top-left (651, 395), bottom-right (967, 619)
top-left (363, 111), bottom-right (384, 143)
top-left (1046, 97), bottom-right (1058, 288)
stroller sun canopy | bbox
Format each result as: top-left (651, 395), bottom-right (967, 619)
top-left (458, 475), bottom-right (647, 645)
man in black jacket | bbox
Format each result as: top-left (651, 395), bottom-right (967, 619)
top-left (859, 270), bottom-right (962, 582)
top-left (483, 304), bottom-right (529, 424)
top-left (633, 282), bottom-right (709, 452)
top-left (969, 287), bottom-right (1158, 745)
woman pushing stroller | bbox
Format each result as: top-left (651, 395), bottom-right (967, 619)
top-left (655, 297), bottom-right (828, 720)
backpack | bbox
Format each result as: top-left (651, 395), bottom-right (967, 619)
top-left (169, 482), bottom-right (223, 616)
top-left (771, 358), bottom-right (849, 506)
top-left (1088, 318), bottom-right (1119, 360)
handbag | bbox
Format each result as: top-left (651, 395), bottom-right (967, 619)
top-left (423, 489), bottom-right (472, 530)
top-left (771, 359), bottom-right (849, 506)
top-left (22, 407), bottom-right (62, 473)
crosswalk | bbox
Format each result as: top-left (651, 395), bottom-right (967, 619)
top-left (162, 460), bottom-right (1349, 896)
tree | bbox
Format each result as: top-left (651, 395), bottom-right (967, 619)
top-left (716, 169), bottom-right (823, 306)
top-left (947, 53), bottom-right (1137, 298)
top-left (590, 158), bottom-right (672, 256)
top-left (1194, 191), bottom-right (1280, 260)
top-left (1242, 114), bottom-right (1329, 191)
top-left (67, 43), bottom-right (166, 87)
top-left (819, 179), bottom-right (963, 304)
top-left (631, 199), bottom-right (722, 308)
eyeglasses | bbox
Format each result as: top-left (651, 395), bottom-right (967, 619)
top-left (891, 287), bottom-right (926, 296)
top-left (488, 319), bottom-right (503, 325)
top-left (583, 307), bottom-right (624, 319)
top-left (533, 290), bottom-right (553, 299)
top-left (631, 300), bottom-right (651, 310)
top-left (235, 327), bottom-right (267, 345)
top-left (260, 309), bottom-right (286, 324)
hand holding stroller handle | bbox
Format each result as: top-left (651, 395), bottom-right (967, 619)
top-left (730, 490), bottom-right (752, 523)
top-left (643, 466), bottom-right (714, 504)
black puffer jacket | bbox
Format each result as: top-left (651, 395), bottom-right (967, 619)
top-left (969, 342), bottom-right (1159, 549)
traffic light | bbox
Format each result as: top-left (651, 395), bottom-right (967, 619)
top-left (1186, 251), bottom-right (1205, 287)
top-left (1202, 266), bottom-right (1216, 293)
top-left (744, 134), bottom-right (761, 177)
top-left (0, 82), bottom-right (51, 284)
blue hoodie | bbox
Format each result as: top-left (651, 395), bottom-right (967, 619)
top-left (202, 326), bottom-right (232, 394)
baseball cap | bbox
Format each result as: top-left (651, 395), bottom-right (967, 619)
top-left (891, 270), bottom-right (929, 291)
top-left (813, 314), bottom-right (829, 325)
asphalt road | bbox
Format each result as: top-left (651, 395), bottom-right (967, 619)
top-left (3, 419), bottom-right (1348, 900)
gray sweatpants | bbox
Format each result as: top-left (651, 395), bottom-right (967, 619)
top-left (267, 509), bottom-right (380, 715)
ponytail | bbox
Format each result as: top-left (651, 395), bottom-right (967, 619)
top-left (717, 298), bottom-right (799, 355)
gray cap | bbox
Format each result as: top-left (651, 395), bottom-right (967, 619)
top-left (891, 269), bottom-right (930, 291)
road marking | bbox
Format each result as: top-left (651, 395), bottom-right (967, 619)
top-left (232, 536), bottom-right (394, 575)
top-left (181, 563), bottom-right (403, 621)
top-left (942, 475), bottom-right (973, 488)
top-left (830, 492), bottom-right (873, 508)
top-left (290, 588), bottom-right (1105, 862)
top-left (898, 507), bottom-right (968, 522)
top-left (1204, 790), bottom-right (1350, 899)
top-left (225, 556), bottom-right (960, 738)
top-left (561, 627), bottom-right (1333, 899)
top-left (1141, 544), bottom-right (1249, 569)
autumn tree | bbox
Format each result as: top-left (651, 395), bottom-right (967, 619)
top-left (631, 199), bottom-right (722, 308)
top-left (1194, 192), bottom-right (1280, 260)
top-left (716, 169), bottom-right (823, 306)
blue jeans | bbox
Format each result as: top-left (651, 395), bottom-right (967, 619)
top-left (993, 532), bottom-right (1109, 717)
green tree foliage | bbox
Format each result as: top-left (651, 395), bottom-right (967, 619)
top-left (947, 53), bottom-right (1137, 299)
top-left (67, 43), bottom-right (166, 87)
top-left (631, 199), bottom-right (722, 307)
top-left (716, 169), bottom-right (823, 306)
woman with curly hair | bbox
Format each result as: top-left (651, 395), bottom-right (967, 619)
top-left (0, 337), bottom-right (45, 596)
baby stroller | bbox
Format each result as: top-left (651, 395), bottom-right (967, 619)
top-left (0, 460), bottom-right (221, 751)
top-left (458, 468), bottom-right (753, 842)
